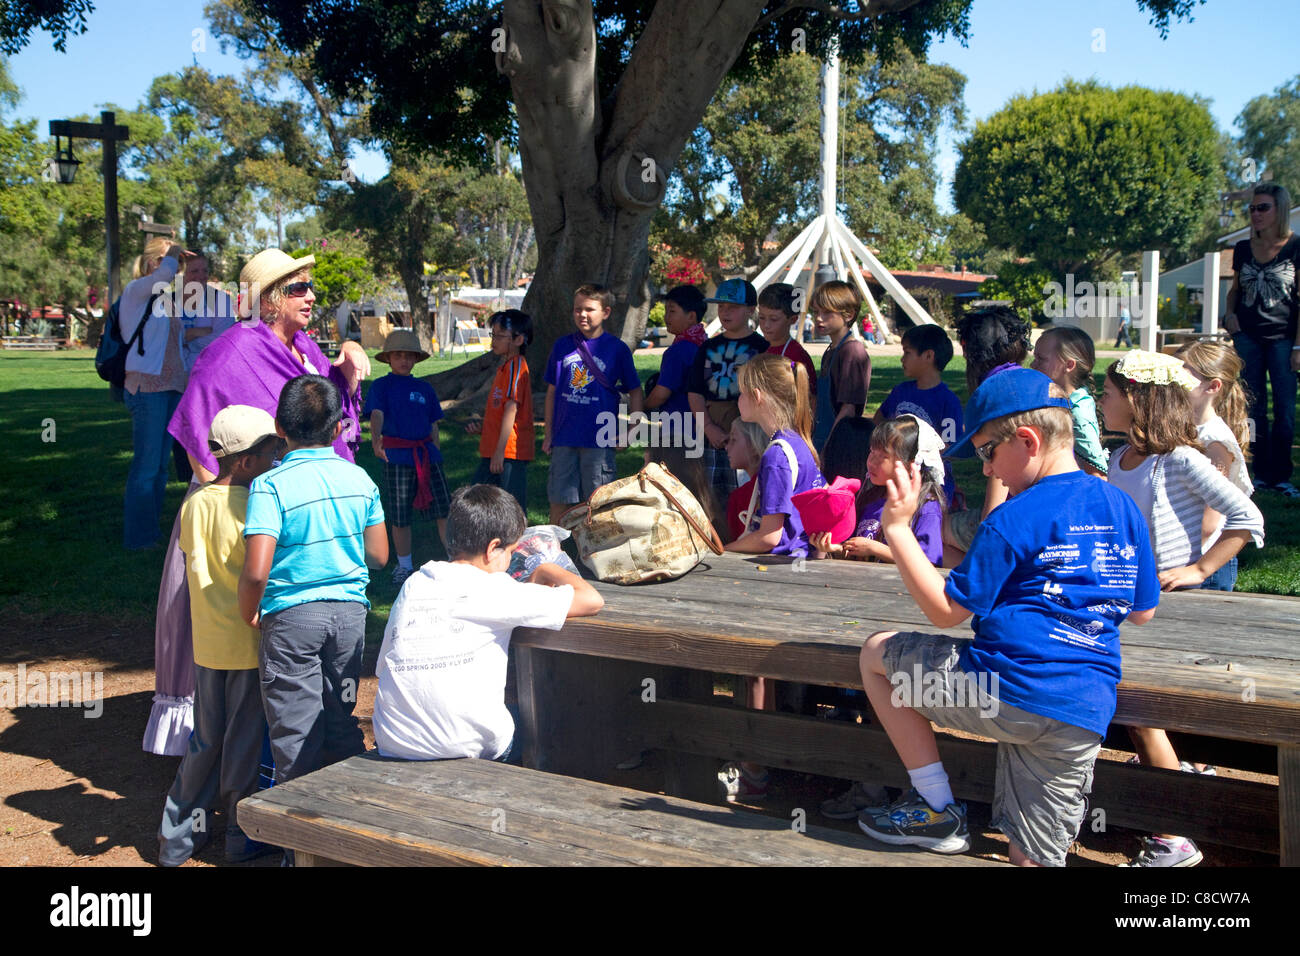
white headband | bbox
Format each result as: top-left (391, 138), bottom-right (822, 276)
top-left (897, 415), bottom-right (946, 488)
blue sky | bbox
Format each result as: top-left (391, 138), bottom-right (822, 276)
top-left (7, 0), bottom-right (1297, 211)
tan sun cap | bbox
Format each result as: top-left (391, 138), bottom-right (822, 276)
top-left (208, 405), bottom-right (279, 458)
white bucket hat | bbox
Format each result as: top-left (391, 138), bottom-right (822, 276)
top-left (237, 248), bottom-right (316, 319)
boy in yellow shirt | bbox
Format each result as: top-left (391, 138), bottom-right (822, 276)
top-left (158, 405), bottom-right (281, 866)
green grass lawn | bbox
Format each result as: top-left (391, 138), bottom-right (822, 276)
top-left (2, 347), bottom-right (1297, 646)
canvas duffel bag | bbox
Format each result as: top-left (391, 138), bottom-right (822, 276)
top-left (560, 462), bottom-right (724, 585)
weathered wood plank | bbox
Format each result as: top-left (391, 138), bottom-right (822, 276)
top-left (238, 754), bottom-right (1002, 866)
top-left (1281, 745), bottom-right (1299, 867)
top-left (515, 620), bottom-right (1300, 742)
top-left (582, 578), bottom-right (1300, 663)
top-left (626, 699), bottom-right (1280, 853)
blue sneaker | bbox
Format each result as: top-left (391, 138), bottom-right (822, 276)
top-left (857, 788), bottom-right (970, 854)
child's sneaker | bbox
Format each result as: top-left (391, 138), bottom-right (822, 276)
top-left (392, 565), bottom-right (413, 589)
top-left (1179, 761), bottom-right (1216, 775)
top-left (717, 762), bottom-right (769, 802)
top-left (819, 781), bottom-right (891, 820)
top-left (857, 788), bottom-right (970, 854)
top-left (1121, 835), bottom-right (1203, 867)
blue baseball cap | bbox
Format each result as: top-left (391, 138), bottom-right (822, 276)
top-left (705, 278), bottom-right (757, 307)
top-left (946, 367), bottom-right (1072, 459)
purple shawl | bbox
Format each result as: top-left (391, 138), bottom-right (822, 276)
top-left (168, 321), bottom-right (361, 474)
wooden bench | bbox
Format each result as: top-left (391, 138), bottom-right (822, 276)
top-left (236, 753), bottom-right (1002, 866)
top-left (512, 553), bottom-right (1300, 864)
top-left (2, 336), bottom-right (65, 351)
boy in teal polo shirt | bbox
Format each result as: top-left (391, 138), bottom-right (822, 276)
top-left (239, 374), bottom-right (388, 787)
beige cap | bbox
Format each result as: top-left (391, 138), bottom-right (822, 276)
top-left (376, 328), bottom-right (430, 364)
top-left (208, 405), bottom-right (278, 458)
top-left (237, 248), bottom-right (316, 319)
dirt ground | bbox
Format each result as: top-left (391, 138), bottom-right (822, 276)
top-left (0, 613), bottom-right (1276, 867)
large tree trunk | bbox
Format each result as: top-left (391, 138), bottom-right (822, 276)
top-left (496, 0), bottom-right (768, 367)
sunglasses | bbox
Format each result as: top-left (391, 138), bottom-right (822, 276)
top-left (1248, 203), bottom-right (1274, 213)
top-left (974, 437), bottom-right (1006, 464)
top-left (283, 280), bottom-right (314, 297)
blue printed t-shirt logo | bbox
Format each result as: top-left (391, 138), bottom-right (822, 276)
top-left (707, 340), bottom-right (751, 400)
top-left (408, 391), bottom-right (427, 405)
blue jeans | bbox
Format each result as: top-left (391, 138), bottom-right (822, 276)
top-left (123, 388), bottom-right (181, 549)
top-left (1199, 555), bottom-right (1238, 592)
top-left (1233, 333), bottom-right (1296, 486)
top-left (473, 457), bottom-right (528, 512)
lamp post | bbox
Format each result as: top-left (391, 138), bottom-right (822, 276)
top-left (48, 111), bottom-right (131, 305)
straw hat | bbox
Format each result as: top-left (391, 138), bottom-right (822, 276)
top-left (237, 249), bottom-right (316, 319)
top-left (376, 329), bottom-right (430, 364)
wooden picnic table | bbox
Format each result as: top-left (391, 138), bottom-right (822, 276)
top-left (513, 551), bottom-right (1300, 864)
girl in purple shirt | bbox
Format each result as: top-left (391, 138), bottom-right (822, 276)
top-left (725, 353), bottom-right (825, 558)
top-left (809, 415), bottom-right (947, 566)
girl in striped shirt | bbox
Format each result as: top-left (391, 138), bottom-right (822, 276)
top-left (1098, 348), bottom-right (1264, 867)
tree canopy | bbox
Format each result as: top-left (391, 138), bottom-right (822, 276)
top-left (1237, 74), bottom-right (1300, 200)
top-left (953, 80), bottom-right (1223, 279)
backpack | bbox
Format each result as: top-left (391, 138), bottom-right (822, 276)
top-left (560, 462), bottom-right (724, 584)
top-left (95, 292), bottom-right (161, 398)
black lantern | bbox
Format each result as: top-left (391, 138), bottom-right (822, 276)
top-left (43, 135), bottom-right (81, 184)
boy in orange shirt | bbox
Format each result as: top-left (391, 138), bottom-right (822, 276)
top-left (468, 310), bottom-right (535, 511)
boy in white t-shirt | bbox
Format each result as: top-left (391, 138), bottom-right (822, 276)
top-left (373, 484), bottom-right (604, 761)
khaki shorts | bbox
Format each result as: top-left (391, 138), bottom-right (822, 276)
top-left (947, 507), bottom-right (981, 553)
top-left (880, 631), bottom-right (1101, 867)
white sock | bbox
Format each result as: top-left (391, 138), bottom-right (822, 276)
top-left (908, 762), bottom-right (954, 811)
top-left (397, 553), bottom-right (413, 570)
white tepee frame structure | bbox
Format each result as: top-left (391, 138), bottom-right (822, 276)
top-left (744, 48), bottom-right (937, 335)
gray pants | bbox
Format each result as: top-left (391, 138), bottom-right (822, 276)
top-left (259, 600), bottom-right (367, 785)
top-left (158, 666), bottom-right (265, 866)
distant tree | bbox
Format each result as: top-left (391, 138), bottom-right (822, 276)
top-left (955, 80), bottom-right (1223, 279)
top-left (657, 44), bottom-right (967, 283)
top-left (976, 260), bottom-right (1054, 323)
top-left (839, 40), bottom-right (966, 268)
top-left (1237, 75), bottom-right (1300, 200)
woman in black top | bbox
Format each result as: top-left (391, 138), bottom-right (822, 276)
top-left (1224, 182), bottom-right (1300, 496)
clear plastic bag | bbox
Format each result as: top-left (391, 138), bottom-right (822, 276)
top-left (508, 524), bottom-right (578, 581)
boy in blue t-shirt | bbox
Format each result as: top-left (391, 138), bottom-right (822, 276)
top-left (875, 323), bottom-right (964, 506)
top-left (363, 330), bottom-right (449, 587)
top-left (543, 283), bottom-right (644, 522)
top-left (644, 284), bottom-right (707, 450)
top-left (239, 374), bottom-right (388, 791)
top-left (875, 324), bottom-right (962, 445)
top-left (856, 368), bottom-right (1160, 866)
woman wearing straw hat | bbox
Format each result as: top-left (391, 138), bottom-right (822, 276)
top-left (141, 249), bottom-right (371, 756)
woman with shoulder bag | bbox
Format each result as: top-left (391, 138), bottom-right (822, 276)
top-left (121, 237), bottom-right (190, 550)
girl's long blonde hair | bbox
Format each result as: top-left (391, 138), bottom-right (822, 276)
top-left (1176, 341), bottom-right (1253, 460)
top-left (737, 353), bottom-right (817, 465)
top-left (1040, 325), bottom-right (1096, 393)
